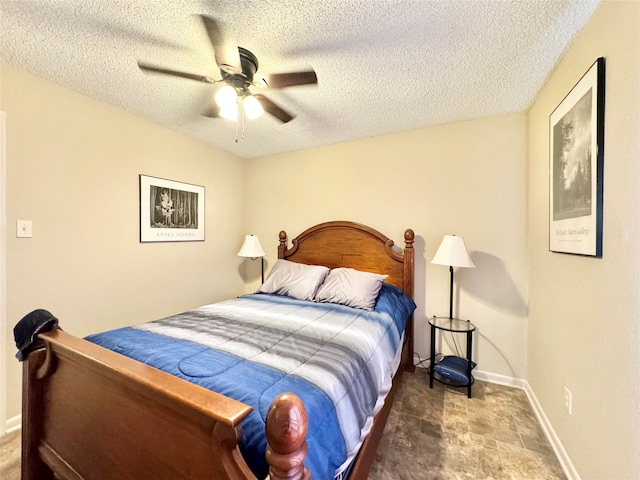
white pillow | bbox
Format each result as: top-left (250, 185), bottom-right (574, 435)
top-left (314, 267), bottom-right (388, 311)
top-left (258, 259), bottom-right (330, 301)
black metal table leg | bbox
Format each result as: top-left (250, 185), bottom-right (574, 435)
top-left (466, 328), bottom-right (473, 398)
top-left (429, 323), bottom-right (435, 388)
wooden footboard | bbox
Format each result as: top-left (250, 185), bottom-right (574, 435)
top-left (22, 330), bottom-right (309, 480)
top-left (22, 329), bottom-right (405, 480)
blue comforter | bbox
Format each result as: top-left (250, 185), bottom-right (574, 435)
top-left (86, 283), bottom-right (415, 479)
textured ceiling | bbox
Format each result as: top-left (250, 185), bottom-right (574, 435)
top-left (0, 0), bottom-right (598, 159)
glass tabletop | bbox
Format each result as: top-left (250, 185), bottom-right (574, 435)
top-left (429, 316), bottom-right (476, 332)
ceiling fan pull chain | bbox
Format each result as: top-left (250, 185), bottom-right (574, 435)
top-left (241, 96), bottom-right (246, 140)
top-left (234, 94), bottom-right (240, 143)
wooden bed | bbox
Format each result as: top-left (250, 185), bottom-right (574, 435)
top-left (21, 220), bottom-right (415, 480)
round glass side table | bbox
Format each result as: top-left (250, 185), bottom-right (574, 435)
top-left (428, 316), bottom-right (476, 398)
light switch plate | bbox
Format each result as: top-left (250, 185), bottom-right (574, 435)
top-left (17, 220), bottom-right (32, 238)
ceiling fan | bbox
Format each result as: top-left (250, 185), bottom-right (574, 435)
top-left (137, 15), bottom-right (317, 134)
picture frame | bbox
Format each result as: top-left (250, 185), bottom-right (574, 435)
top-left (549, 57), bottom-right (605, 257)
top-left (139, 175), bottom-right (205, 242)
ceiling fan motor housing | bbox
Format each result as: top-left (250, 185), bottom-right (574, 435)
top-left (221, 47), bottom-right (258, 91)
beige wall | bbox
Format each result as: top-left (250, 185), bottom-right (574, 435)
top-left (527, 1), bottom-right (640, 478)
top-left (1, 63), bottom-right (246, 422)
top-left (245, 113), bottom-right (529, 383)
top-left (3, 3), bottom-right (638, 477)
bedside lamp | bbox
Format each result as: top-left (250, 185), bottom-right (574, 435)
top-left (238, 234), bottom-right (266, 283)
top-left (431, 235), bottom-right (475, 319)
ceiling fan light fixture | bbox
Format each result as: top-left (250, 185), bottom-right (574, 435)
top-left (137, 16), bottom-right (318, 131)
top-left (215, 85), bottom-right (237, 109)
top-left (243, 94), bottom-right (264, 119)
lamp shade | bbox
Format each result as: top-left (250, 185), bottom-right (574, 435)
top-left (431, 235), bottom-right (475, 268)
top-left (237, 234), bottom-right (265, 258)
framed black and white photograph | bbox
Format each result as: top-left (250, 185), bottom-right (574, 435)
top-left (140, 175), bottom-right (205, 242)
top-left (549, 57), bottom-right (605, 257)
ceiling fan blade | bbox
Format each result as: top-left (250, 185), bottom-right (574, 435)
top-left (254, 94), bottom-right (294, 123)
top-left (138, 62), bottom-right (215, 83)
top-left (200, 15), bottom-right (241, 74)
top-left (261, 70), bottom-right (318, 89)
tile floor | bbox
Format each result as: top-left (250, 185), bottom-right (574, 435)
top-left (0, 368), bottom-right (566, 480)
top-left (0, 428), bottom-right (19, 480)
top-left (369, 368), bottom-right (566, 479)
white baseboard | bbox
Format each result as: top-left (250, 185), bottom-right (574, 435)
top-left (473, 369), bottom-right (527, 389)
top-left (523, 383), bottom-right (581, 480)
top-left (474, 371), bottom-right (579, 480)
top-left (3, 414), bottom-right (20, 434)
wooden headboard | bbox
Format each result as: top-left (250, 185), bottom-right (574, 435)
top-left (278, 220), bottom-right (415, 300)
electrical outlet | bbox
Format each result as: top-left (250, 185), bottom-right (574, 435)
top-left (564, 386), bottom-right (572, 415)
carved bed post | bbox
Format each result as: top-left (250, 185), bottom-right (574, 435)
top-left (265, 393), bottom-right (311, 480)
top-left (403, 228), bottom-right (415, 299)
top-left (278, 231), bottom-right (288, 260)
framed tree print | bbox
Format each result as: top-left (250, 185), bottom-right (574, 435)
top-left (140, 175), bottom-right (205, 242)
top-left (549, 57), bottom-right (605, 257)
